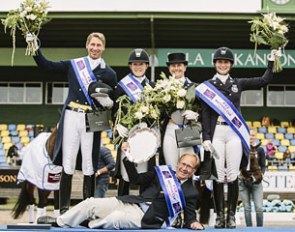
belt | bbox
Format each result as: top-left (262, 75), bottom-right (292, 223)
top-left (66, 104), bottom-right (92, 113)
top-left (216, 121), bottom-right (228, 126)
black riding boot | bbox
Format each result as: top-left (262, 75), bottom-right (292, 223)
top-left (59, 171), bottom-right (72, 215)
top-left (83, 175), bottom-right (95, 199)
top-left (117, 179), bottom-right (130, 196)
top-left (227, 179), bottom-right (239, 229)
top-left (213, 181), bottom-right (225, 229)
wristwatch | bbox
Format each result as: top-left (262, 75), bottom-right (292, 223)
top-left (97, 170), bottom-right (101, 175)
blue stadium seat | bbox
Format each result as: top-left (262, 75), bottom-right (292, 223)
top-left (8, 124), bottom-right (16, 131)
top-left (0, 156), bottom-right (6, 163)
top-left (0, 149), bottom-right (5, 156)
top-left (291, 139), bottom-right (295, 146)
top-left (272, 139), bottom-right (280, 146)
top-left (265, 133), bottom-right (274, 139)
top-left (277, 127), bottom-right (287, 133)
top-left (16, 142), bottom-right (23, 150)
top-left (258, 127), bottom-right (267, 133)
top-left (285, 133), bottom-right (294, 140)
top-left (278, 145), bottom-right (287, 153)
top-left (10, 130), bottom-right (18, 136)
top-left (261, 146), bottom-right (266, 153)
top-left (11, 136), bottom-right (20, 143)
top-left (28, 130), bottom-right (34, 137)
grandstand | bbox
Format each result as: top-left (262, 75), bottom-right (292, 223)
top-left (247, 120), bottom-right (295, 171)
top-left (0, 124), bottom-right (45, 164)
top-left (0, 124), bottom-right (116, 167)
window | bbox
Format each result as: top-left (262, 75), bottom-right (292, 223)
top-left (46, 82), bottom-right (68, 104)
top-left (267, 85), bottom-right (295, 107)
top-left (241, 89), bottom-right (263, 106)
top-left (0, 82), bottom-right (42, 104)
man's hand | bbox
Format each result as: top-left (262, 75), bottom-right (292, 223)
top-left (190, 221), bottom-right (204, 230)
top-left (95, 96), bottom-right (113, 108)
top-left (116, 124), bottom-right (129, 138)
top-left (182, 110), bottom-right (199, 122)
top-left (269, 48), bottom-right (282, 61)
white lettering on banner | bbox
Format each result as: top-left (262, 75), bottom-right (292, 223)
top-left (262, 172), bottom-right (295, 192)
top-left (159, 49), bottom-right (295, 68)
top-left (191, 53), bottom-right (205, 65)
top-left (235, 53), bottom-right (244, 66)
top-left (282, 54), bottom-right (295, 66)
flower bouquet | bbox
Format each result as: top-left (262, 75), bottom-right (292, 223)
top-left (113, 85), bottom-right (161, 145)
top-left (113, 72), bottom-right (200, 145)
top-left (2, 0), bottom-right (50, 65)
top-left (152, 72), bottom-right (199, 118)
top-left (249, 12), bottom-right (289, 72)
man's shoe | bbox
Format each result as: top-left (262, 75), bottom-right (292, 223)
top-left (37, 216), bottom-right (59, 227)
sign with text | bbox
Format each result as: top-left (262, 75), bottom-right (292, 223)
top-left (262, 171), bottom-right (295, 192)
top-left (158, 49), bottom-right (295, 68)
top-left (0, 168), bottom-right (20, 188)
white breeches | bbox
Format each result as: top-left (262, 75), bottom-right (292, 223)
top-left (62, 110), bottom-right (94, 175)
top-left (212, 125), bottom-right (242, 183)
top-left (57, 197), bottom-right (144, 229)
top-left (163, 122), bottom-right (195, 171)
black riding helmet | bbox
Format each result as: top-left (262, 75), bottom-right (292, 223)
top-left (88, 81), bottom-right (113, 96)
top-left (128, 48), bottom-right (150, 64)
top-left (213, 47), bottom-right (234, 64)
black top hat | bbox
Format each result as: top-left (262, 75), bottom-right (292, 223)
top-left (166, 53), bottom-right (188, 65)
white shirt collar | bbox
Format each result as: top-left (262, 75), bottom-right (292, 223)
top-left (175, 76), bottom-right (186, 83)
top-left (215, 73), bottom-right (229, 84)
top-left (136, 75), bottom-right (146, 83)
top-left (88, 56), bottom-right (101, 70)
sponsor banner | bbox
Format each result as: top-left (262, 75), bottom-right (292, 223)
top-left (262, 171), bottom-right (295, 192)
top-left (0, 169), bottom-right (20, 188)
top-left (158, 49), bottom-right (295, 68)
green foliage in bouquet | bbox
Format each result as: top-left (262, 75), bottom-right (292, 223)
top-left (113, 72), bottom-right (201, 144)
top-left (2, 0), bottom-right (50, 65)
top-left (249, 12), bottom-right (289, 72)
top-left (152, 72), bottom-right (199, 117)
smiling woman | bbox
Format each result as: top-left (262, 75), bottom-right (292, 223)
top-left (197, 46), bottom-right (281, 229)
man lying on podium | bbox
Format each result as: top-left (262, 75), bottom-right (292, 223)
top-left (37, 152), bottom-right (204, 230)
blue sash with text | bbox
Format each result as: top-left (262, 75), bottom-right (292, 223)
top-left (196, 81), bottom-right (250, 153)
top-left (155, 165), bottom-right (185, 227)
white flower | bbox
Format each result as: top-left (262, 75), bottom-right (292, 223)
top-left (169, 86), bottom-right (176, 91)
top-left (25, 7), bottom-right (32, 12)
top-left (176, 100), bottom-right (185, 109)
top-left (177, 89), bottom-right (187, 97)
top-left (150, 109), bottom-right (158, 119)
top-left (141, 106), bottom-right (149, 113)
top-left (134, 112), bottom-right (144, 120)
top-left (20, 11), bottom-right (27, 18)
top-left (163, 94), bottom-right (171, 103)
top-left (278, 24), bottom-right (289, 33)
top-left (144, 84), bottom-right (153, 92)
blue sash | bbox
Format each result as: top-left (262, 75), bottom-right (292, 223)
top-left (71, 57), bottom-right (97, 109)
top-left (118, 73), bottom-right (143, 103)
top-left (196, 81), bottom-right (250, 153)
top-left (155, 165), bottom-right (185, 227)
